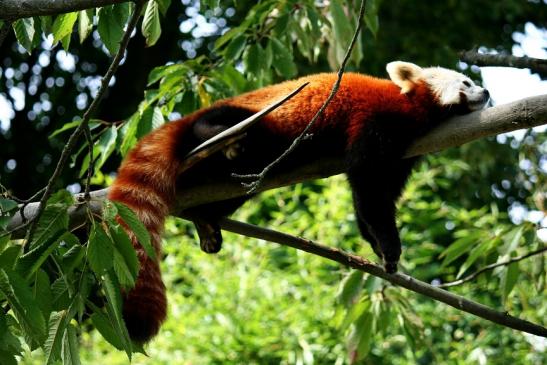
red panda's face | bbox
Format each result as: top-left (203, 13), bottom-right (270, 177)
top-left (386, 61), bottom-right (490, 112)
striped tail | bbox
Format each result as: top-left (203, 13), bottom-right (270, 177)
top-left (108, 118), bottom-right (196, 343)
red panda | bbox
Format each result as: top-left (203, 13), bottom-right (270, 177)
top-left (108, 61), bottom-right (489, 343)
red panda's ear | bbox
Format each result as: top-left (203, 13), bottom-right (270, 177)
top-left (386, 61), bottom-right (423, 94)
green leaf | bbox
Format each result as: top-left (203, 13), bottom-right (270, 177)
top-left (137, 107), bottom-right (164, 138)
top-left (62, 324), bottom-right (81, 365)
top-left (51, 278), bottom-right (71, 311)
top-left (0, 198), bottom-right (18, 230)
top-left (347, 306), bottom-right (374, 361)
top-left (501, 262), bottom-right (520, 302)
top-left (112, 202), bottom-right (156, 261)
top-left (12, 18), bottom-right (35, 53)
top-left (52, 12), bottom-right (78, 44)
top-left (88, 224), bottom-right (114, 275)
top-left (364, 0), bottom-right (380, 37)
top-left (110, 224), bottom-right (139, 282)
top-left (97, 3), bottom-right (130, 55)
top-left (29, 191), bottom-right (70, 249)
top-left (142, 0), bottom-right (162, 47)
top-left (44, 311), bottom-right (68, 365)
top-left (119, 113), bottom-right (140, 155)
top-left (96, 126), bottom-right (118, 171)
top-left (90, 309), bottom-right (124, 350)
top-left (440, 230), bottom-right (483, 267)
top-left (156, 0), bottom-right (172, 16)
top-left (0, 312), bottom-right (22, 355)
top-left (457, 239), bottom-right (492, 278)
top-left (243, 43), bottom-right (262, 75)
top-left (33, 270), bottom-right (53, 316)
top-left (337, 270), bottom-right (364, 308)
top-left (16, 229), bottom-right (65, 280)
top-left (270, 38), bottom-right (297, 77)
top-left (78, 9), bottom-right (94, 43)
top-left (147, 63), bottom-right (188, 86)
top-left (0, 269), bottom-right (46, 348)
top-left (103, 272), bottom-right (133, 358)
top-left (0, 198), bottom-right (17, 213)
top-left (61, 240), bottom-right (86, 274)
top-left (224, 35), bottom-right (247, 61)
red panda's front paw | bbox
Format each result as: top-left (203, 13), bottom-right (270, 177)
top-left (383, 261), bottom-right (398, 274)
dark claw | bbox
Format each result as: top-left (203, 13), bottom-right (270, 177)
top-left (384, 261), bottom-right (398, 274)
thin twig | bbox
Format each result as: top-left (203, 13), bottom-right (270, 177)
top-left (460, 50), bottom-right (547, 78)
top-left (24, 0), bottom-right (146, 244)
top-left (83, 125), bottom-right (94, 201)
top-left (232, 0), bottom-right (368, 193)
top-left (438, 246), bottom-right (547, 288)
top-left (217, 217), bottom-right (547, 338)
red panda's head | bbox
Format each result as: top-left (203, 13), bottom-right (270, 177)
top-left (386, 61), bottom-right (490, 112)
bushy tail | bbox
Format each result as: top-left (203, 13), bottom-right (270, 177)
top-left (108, 117), bottom-right (198, 343)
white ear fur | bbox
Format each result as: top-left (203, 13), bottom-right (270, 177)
top-left (386, 61), bottom-right (423, 94)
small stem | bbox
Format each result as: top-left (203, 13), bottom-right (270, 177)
top-left (24, 0), bottom-right (146, 244)
top-left (234, 0), bottom-right (368, 193)
top-left (438, 246), bottom-right (547, 288)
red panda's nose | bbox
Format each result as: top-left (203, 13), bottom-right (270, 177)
top-left (483, 89), bottom-right (490, 98)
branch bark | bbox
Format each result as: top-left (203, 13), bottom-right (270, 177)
top-left (460, 50), bottom-right (547, 78)
top-left (218, 218), bottom-right (547, 338)
top-left (7, 93), bottom-right (547, 235)
top-left (0, 0), bottom-right (129, 20)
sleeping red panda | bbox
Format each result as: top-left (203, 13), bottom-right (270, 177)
top-left (108, 61), bottom-right (489, 343)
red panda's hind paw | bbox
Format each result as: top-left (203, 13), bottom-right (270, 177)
top-left (383, 261), bottom-right (398, 274)
top-left (195, 219), bottom-right (223, 253)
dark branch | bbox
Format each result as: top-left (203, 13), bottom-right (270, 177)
top-left (232, 0), bottom-right (368, 193)
top-left (0, 0), bottom-right (129, 20)
top-left (460, 50), bottom-right (547, 78)
top-left (24, 0), bottom-right (146, 243)
top-left (438, 246), bottom-right (547, 288)
top-left (218, 218), bottom-right (547, 337)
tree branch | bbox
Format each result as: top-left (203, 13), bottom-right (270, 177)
top-left (233, 0), bottom-right (368, 193)
top-left (24, 0), bottom-right (145, 243)
top-left (216, 218), bottom-right (547, 338)
top-left (438, 246), bottom-right (547, 288)
top-left (460, 50), bottom-right (547, 78)
top-left (0, 0), bottom-right (129, 20)
top-left (7, 93), bottom-right (547, 235)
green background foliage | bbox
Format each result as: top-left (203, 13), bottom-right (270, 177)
top-left (0, 0), bottom-right (546, 364)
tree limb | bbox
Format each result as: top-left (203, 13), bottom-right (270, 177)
top-left (217, 217), bottom-right (547, 338)
top-left (233, 0), bottom-right (368, 193)
top-left (7, 93), bottom-right (547, 235)
top-left (0, 0), bottom-right (129, 20)
top-left (460, 50), bottom-right (547, 78)
top-left (438, 246), bottom-right (547, 288)
top-left (24, 0), bottom-right (146, 243)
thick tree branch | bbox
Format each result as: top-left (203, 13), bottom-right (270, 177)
top-left (7, 93), bottom-right (547, 235)
top-left (460, 50), bottom-right (547, 78)
top-left (218, 218), bottom-right (547, 338)
top-left (0, 0), bottom-right (129, 20)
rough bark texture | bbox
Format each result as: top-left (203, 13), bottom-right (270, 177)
top-left (7, 93), bottom-right (547, 235)
top-left (0, 0), bottom-right (129, 20)
top-left (460, 50), bottom-right (547, 78)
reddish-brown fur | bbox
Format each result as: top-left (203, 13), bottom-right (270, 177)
top-left (108, 72), bottom-right (444, 342)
